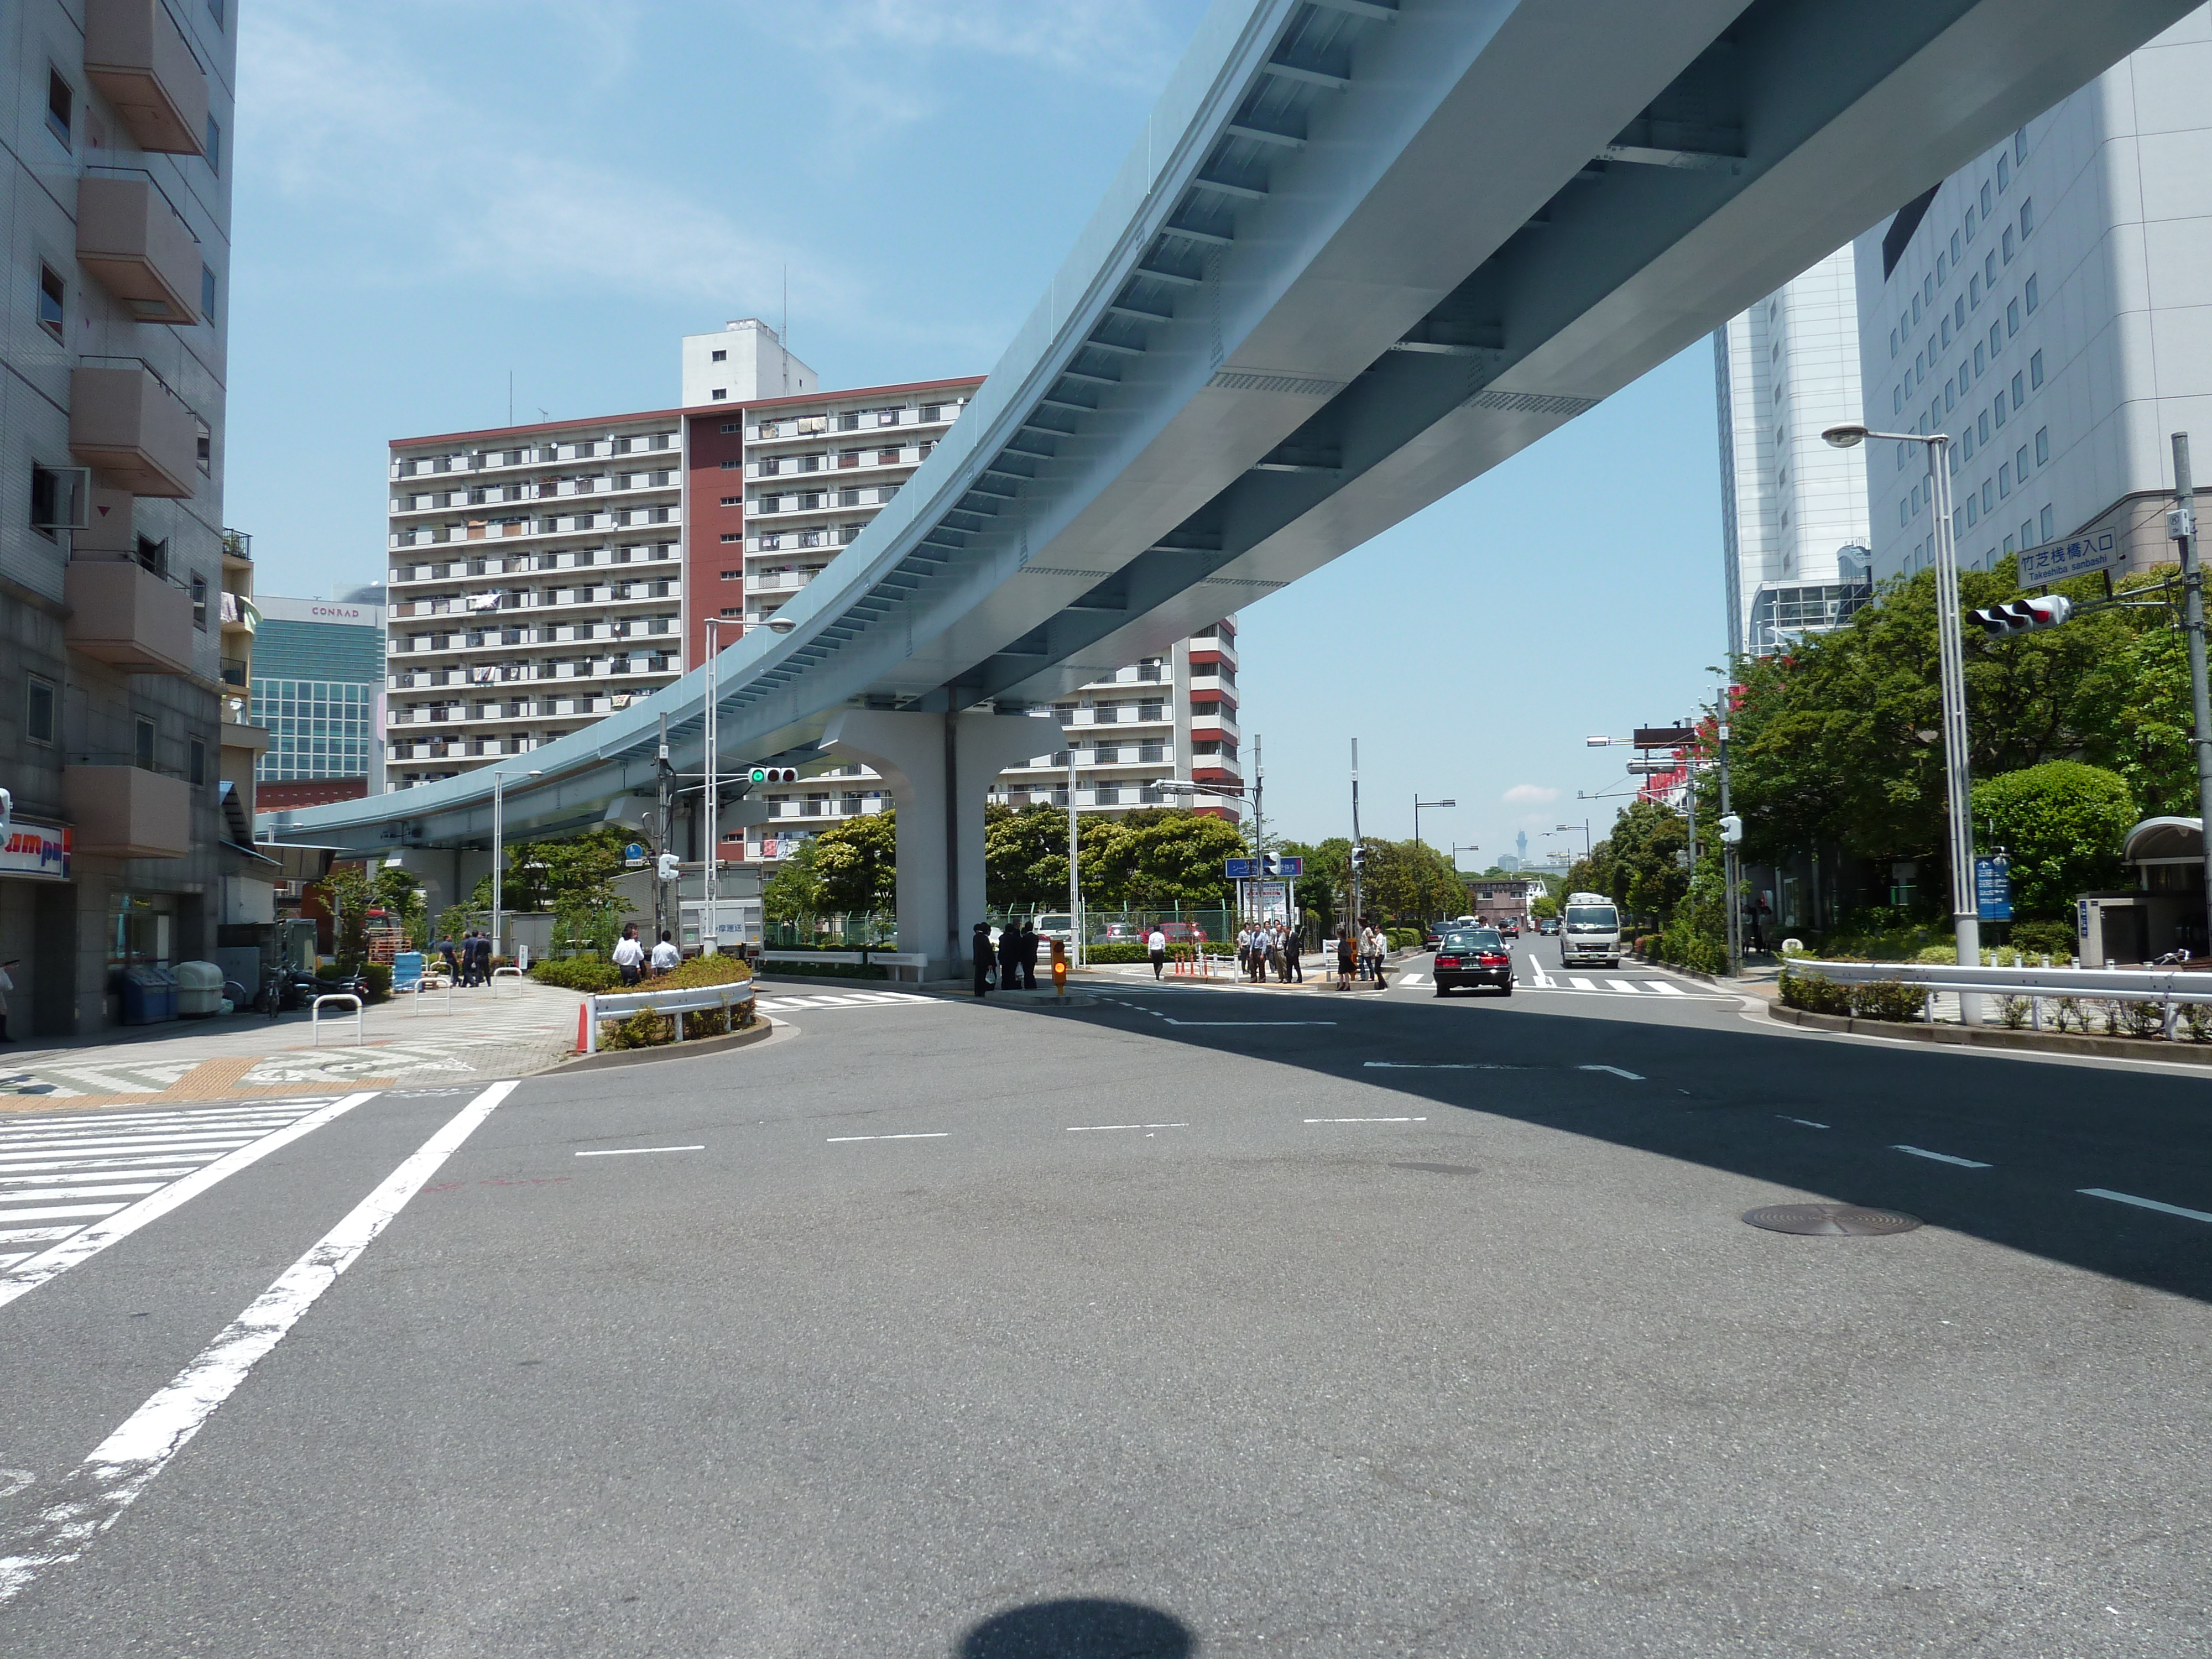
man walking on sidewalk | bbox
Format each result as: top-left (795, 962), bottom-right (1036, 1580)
top-left (612, 925), bottom-right (645, 987)
top-left (1147, 924), bottom-right (1168, 980)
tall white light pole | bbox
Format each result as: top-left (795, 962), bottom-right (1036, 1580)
top-left (488, 765), bottom-right (541, 961)
top-left (1825, 423), bottom-right (1980, 1022)
top-left (697, 613), bottom-right (795, 954)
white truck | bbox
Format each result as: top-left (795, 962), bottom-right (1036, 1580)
top-left (1559, 891), bottom-right (1622, 969)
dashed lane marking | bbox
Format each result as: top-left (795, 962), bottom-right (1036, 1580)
top-left (825, 1133), bottom-right (950, 1143)
top-left (1306, 1117), bottom-right (1427, 1124)
top-left (573, 1146), bottom-right (704, 1157)
top-left (1067, 1123), bottom-right (1190, 1132)
top-left (2078, 1187), bottom-right (2212, 1224)
top-left (1578, 1065), bottom-right (1645, 1080)
top-left (1776, 1115), bottom-right (1831, 1129)
top-left (1893, 1144), bottom-right (1992, 1168)
top-left (1364, 1061), bottom-right (1531, 1071)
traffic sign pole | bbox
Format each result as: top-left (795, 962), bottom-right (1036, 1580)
top-left (2172, 432), bottom-right (2212, 961)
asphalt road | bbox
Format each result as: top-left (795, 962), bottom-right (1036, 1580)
top-left (2, 958), bottom-right (2208, 1657)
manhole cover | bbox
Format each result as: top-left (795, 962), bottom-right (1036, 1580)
top-left (1743, 1203), bottom-right (1921, 1236)
top-left (1393, 1161), bottom-right (1480, 1176)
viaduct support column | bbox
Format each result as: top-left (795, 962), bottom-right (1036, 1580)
top-left (821, 708), bottom-right (1047, 981)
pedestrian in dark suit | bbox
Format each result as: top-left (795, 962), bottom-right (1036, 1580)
top-left (1020, 920), bottom-right (1040, 989)
top-left (997, 921), bottom-right (1021, 993)
top-left (972, 922), bottom-right (994, 997)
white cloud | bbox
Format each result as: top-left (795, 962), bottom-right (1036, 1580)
top-left (238, 3), bottom-right (825, 310)
top-left (1502, 784), bottom-right (1560, 805)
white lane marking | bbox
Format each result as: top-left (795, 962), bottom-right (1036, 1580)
top-left (1066, 1123), bottom-right (1190, 1132)
top-left (0, 1202), bottom-right (129, 1224)
top-left (1645, 981), bottom-right (1687, 996)
top-left (1164, 1019), bottom-right (1337, 1027)
top-left (825, 1133), bottom-right (950, 1142)
top-left (572, 1145), bottom-right (705, 1157)
top-left (1305, 1117), bottom-right (1427, 1124)
top-left (1567, 977), bottom-right (1597, 990)
top-left (1892, 1144), bottom-right (1992, 1168)
top-left (0, 1156), bottom-right (217, 1178)
top-left (0, 1166), bottom-right (193, 1186)
top-left (1526, 956), bottom-right (1554, 989)
top-left (0, 1079), bottom-right (517, 1606)
top-left (1776, 1116), bottom-right (1830, 1129)
top-left (2078, 1187), bottom-right (2212, 1224)
top-left (0, 1135), bottom-right (264, 1163)
top-left (1605, 979), bottom-right (1641, 993)
top-left (0, 1092), bottom-right (381, 1313)
top-left (1578, 1065), bottom-right (1645, 1080)
top-left (1400, 973), bottom-right (1428, 987)
top-left (0, 1185), bottom-right (164, 1204)
top-left (1364, 1061), bottom-right (1529, 1071)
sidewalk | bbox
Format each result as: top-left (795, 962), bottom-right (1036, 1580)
top-left (0, 980), bottom-right (588, 1113)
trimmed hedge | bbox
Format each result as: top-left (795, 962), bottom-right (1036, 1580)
top-left (531, 957), bottom-right (622, 993)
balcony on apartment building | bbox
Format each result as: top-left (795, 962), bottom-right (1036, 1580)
top-left (388, 545), bottom-right (680, 588)
top-left (69, 363), bottom-right (199, 498)
top-left (75, 172), bottom-right (202, 325)
top-left (392, 436), bottom-right (678, 482)
top-left (389, 582), bottom-right (676, 620)
top-left (747, 487), bottom-right (899, 525)
top-left (388, 508), bottom-right (680, 550)
top-left (84, 0), bottom-right (210, 156)
top-left (747, 402), bottom-right (962, 447)
top-left (62, 756), bottom-right (192, 859)
top-left (64, 554), bottom-right (194, 676)
top-left (747, 445), bottom-right (932, 481)
top-left (389, 472), bottom-right (678, 518)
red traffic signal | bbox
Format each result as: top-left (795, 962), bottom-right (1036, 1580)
top-left (1968, 595), bottom-right (2073, 637)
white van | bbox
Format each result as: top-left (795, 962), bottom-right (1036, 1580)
top-left (1560, 891), bottom-right (1621, 968)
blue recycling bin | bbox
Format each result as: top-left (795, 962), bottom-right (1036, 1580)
top-left (120, 965), bottom-right (176, 1025)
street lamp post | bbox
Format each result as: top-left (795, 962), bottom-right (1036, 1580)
top-left (1413, 796), bottom-right (1455, 851)
top-left (1552, 822), bottom-right (1592, 855)
top-left (1826, 423), bottom-right (1981, 1023)
top-left (488, 766), bottom-right (542, 964)
top-left (698, 613), bottom-right (795, 954)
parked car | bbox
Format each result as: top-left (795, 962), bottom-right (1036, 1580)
top-left (1433, 927), bottom-right (1514, 996)
top-left (1103, 922), bottom-right (1138, 942)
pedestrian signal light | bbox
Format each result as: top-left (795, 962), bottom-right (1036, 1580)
top-left (748, 766), bottom-right (799, 784)
top-left (1350, 844), bottom-right (1366, 871)
top-left (1968, 595), bottom-right (2073, 637)
top-left (655, 852), bottom-right (681, 881)
top-left (1718, 814), bottom-right (1744, 846)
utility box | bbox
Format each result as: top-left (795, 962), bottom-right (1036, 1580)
top-left (2077, 894), bottom-right (2150, 967)
top-left (173, 960), bottom-right (224, 1016)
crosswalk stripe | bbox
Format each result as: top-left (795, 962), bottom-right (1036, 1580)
top-left (1605, 979), bottom-right (1639, 992)
top-left (1646, 980), bottom-right (1686, 995)
top-left (1568, 977), bottom-right (1597, 990)
top-left (0, 1202), bottom-right (129, 1223)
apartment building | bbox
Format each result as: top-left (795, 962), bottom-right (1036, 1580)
top-left (1713, 246), bottom-right (1874, 660)
top-left (0, 0), bottom-right (267, 1036)
top-left (1854, 9), bottom-right (2212, 584)
top-left (384, 409), bottom-right (686, 788)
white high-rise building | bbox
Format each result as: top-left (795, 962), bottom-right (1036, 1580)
top-left (1854, 8), bottom-right (2212, 586)
top-left (1713, 246), bottom-right (1874, 659)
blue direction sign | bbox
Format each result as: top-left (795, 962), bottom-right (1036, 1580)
top-left (1225, 858), bottom-right (1255, 878)
top-left (1975, 854), bottom-right (2013, 922)
top-left (1276, 856), bottom-right (1305, 877)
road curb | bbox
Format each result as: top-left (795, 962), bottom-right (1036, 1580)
top-left (1765, 1002), bottom-right (2212, 1063)
top-left (554, 1015), bottom-right (778, 1074)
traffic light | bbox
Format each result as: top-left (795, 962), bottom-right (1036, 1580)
top-left (655, 852), bottom-right (681, 881)
top-left (748, 766), bottom-right (798, 784)
top-left (1350, 843), bottom-right (1366, 872)
top-left (1968, 595), bottom-right (2073, 637)
top-left (1718, 814), bottom-right (1744, 846)
top-left (1260, 854), bottom-right (1277, 876)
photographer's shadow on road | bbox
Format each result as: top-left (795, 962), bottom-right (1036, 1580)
top-left (959, 1597), bottom-right (1196, 1657)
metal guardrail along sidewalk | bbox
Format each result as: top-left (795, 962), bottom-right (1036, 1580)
top-left (1797, 960), bottom-right (2212, 1001)
top-left (580, 980), bottom-right (759, 1055)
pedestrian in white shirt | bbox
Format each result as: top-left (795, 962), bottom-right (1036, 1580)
top-left (649, 931), bottom-right (681, 973)
top-left (1147, 926), bottom-right (1168, 980)
top-left (612, 925), bottom-right (646, 987)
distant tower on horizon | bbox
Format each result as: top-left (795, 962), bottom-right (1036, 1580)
top-left (1516, 830), bottom-right (1528, 864)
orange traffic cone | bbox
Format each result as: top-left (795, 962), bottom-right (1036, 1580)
top-left (575, 1000), bottom-right (590, 1054)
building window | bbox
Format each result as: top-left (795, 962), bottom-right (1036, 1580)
top-left (2040, 505), bottom-right (2054, 540)
top-left (2004, 297), bottom-right (2019, 335)
top-left (26, 676), bottom-right (55, 745)
top-left (1997, 152), bottom-right (2010, 191)
top-left (189, 738), bottom-right (206, 785)
top-left (2019, 198), bottom-right (2033, 240)
top-left (2024, 274), bottom-right (2039, 314)
top-left (719, 569), bottom-right (742, 581)
top-left (711, 389), bottom-right (727, 401)
top-left (719, 422), bottom-right (741, 435)
top-left (195, 418), bottom-right (212, 475)
top-left (46, 70), bottom-right (71, 148)
top-left (2011, 371), bottom-right (2025, 408)
top-left (2032, 427), bottom-right (2047, 467)
top-left (205, 114), bottom-right (222, 172)
top-left (191, 574), bottom-right (208, 629)
top-left (200, 263), bottom-right (217, 323)
top-left (2001, 227), bottom-right (2015, 263)
top-left (134, 717), bottom-right (156, 770)
top-left (719, 495), bottom-right (740, 507)
top-left (208, 0), bottom-right (225, 24)
top-left (36, 265), bottom-right (64, 339)
top-left (2029, 350), bottom-right (2043, 390)
top-left (711, 348), bottom-right (727, 362)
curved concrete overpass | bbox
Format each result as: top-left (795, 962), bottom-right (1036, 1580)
top-left (266, 0), bottom-right (2191, 964)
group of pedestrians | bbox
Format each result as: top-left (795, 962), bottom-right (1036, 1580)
top-left (971, 920), bottom-right (1044, 996)
top-left (434, 930), bottom-right (498, 987)
top-left (611, 924), bottom-right (682, 987)
top-left (1333, 921), bottom-right (1392, 990)
top-left (1235, 921), bottom-right (1303, 984)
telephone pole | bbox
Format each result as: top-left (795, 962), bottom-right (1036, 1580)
top-left (1348, 737), bottom-right (1364, 933)
top-left (2172, 433), bottom-right (2212, 957)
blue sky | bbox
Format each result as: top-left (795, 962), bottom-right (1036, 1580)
top-left (228, 0), bottom-right (1725, 863)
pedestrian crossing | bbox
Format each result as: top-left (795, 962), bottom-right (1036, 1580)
top-left (0, 1097), bottom-right (351, 1288)
top-left (752, 990), bottom-right (938, 1015)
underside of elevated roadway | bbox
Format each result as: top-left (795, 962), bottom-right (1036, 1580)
top-left (264, 0), bottom-right (2192, 871)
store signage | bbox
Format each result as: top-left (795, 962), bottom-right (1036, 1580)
top-left (0, 820), bottom-right (71, 881)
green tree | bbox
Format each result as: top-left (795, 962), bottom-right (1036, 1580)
top-left (1124, 811), bottom-right (1245, 907)
top-left (1280, 837), bottom-right (1352, 930)
top-left (987, 802), bottom-right (1069, 909)
top-left (813, 811), bottom-right (895, 914)
top-left (314, 864), bottom-right (373, 973)
top-left (1604, 800), bottom-right (1690, 925)
top-left (1360, 838), bottom-right (1467, 923)
top-left (373, 868), bottom-right (427, 949)
top-left (1971, 760), bottom-right (2135, 919)
top-left (762, 836), bottom-right (824, 926)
